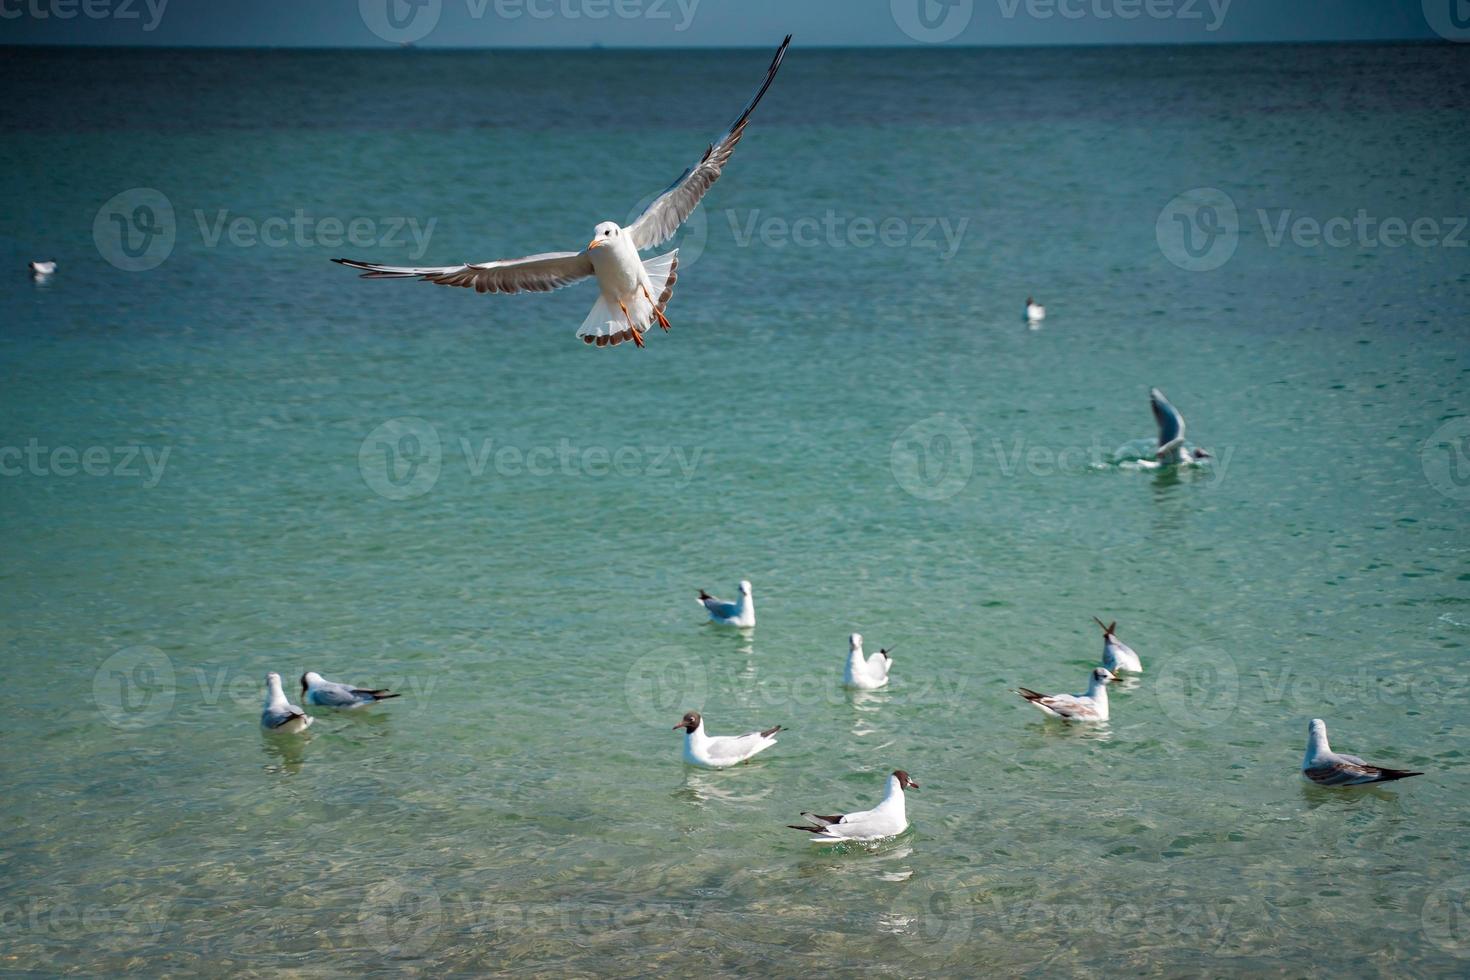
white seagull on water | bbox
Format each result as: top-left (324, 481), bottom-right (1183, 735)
top-left (1301, 718), bottom-right (1423, 787)
top-left (333, 36), bottom-right (792, 349)
top-left (29, 261), bottom-right (56, 279)
top-left (1150, 387), bottom-right (1211, 466)
top-left (673, 711), bottom-right (782, 769)
top-left (300, 671), bottom-right (401, 709)
top-left (698, 580), bottom-right (755, 628)
top-left (1016, 666), bottom-right (1116, 722)
top-left (1025, 296), bottom-right (1045, 322)
top-left (1093, 617), bottom-right (1142, 674)
top-left (261, 672), bottom-right (313, 734)
top-left (787, 770), bottom-right (917, 842)
top-left (843, 632), bottom-right (893, 690)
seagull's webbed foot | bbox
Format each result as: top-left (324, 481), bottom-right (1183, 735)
top-left (641, 284), bottom-right (671, 331)
top-left (617, 299), bottom-right (645, 348)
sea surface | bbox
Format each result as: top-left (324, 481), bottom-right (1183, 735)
top-left (2, 42), bottom-right (1469, 976)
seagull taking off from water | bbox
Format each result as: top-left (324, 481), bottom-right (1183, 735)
top-left (698, 580), bottom-right (755, 627)
top-left (1301, 718), bottom-right (1422, 787)
top-left (843, 632), bottom-right (893, 690)
top-left (787, 770), bottom-right (917, 842)
top-left (673, 711), bottom-right (782, 769)
top-left (1150, 387), bottom-right (1210, 466)
top-left (1093, 617), bottom-right (1142, 674)
top-left (333, 36), bottom-right (791, 349)
top-left (261, 672), bottom-right (313, 734)
top-left (300, 671), bottom-right (401, 709)
top-left (1016, 666), bottom-right (1116, 722)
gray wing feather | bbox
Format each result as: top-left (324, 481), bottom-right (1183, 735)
top-left (626, 36), bottom-right (790, 251)
top-left (333, 251), bottom-right (594, 294)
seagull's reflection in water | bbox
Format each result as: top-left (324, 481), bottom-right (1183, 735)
top-left (1028, 719), bottom-right (1113, 743)
top-left (795, 840), bottom-right (916, 877)
top-left (847, 686), bottom-right (892, 739)
top-left (1300, 783), bottom-right (1408, 809)
top-left (674, 768), bottom-right (776, 809)
top-left (260, 731), bottom-right (312, 773)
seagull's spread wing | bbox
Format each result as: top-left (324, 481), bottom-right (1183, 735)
top-left (626, 35), bottom-right (791, 252)
top-left (333, 251), bottom-right (594, 294)
top-left (1150, 388), bottom-right (1185, 451)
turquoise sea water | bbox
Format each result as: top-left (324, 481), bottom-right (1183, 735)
top-left (2, 42), bottom-right (1470, 975)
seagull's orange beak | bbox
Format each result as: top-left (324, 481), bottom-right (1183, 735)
top-left (587, 239), bottom-right (603, 250)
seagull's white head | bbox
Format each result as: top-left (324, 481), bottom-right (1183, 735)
top-left (850, 632), bottom-right (863, 650)
top-left (739, 580), bottom-right (752, 596)
top-left (266, 672), bottom-right (284, 695)
top-left (300, 671), bottom-right (324, 696)
top-left (1308, 718), bottom-right (1328, 740)
top-left (1092, 667), bottom-right (1117, 685)
top-left (587, 221), bottom-right (623, 251)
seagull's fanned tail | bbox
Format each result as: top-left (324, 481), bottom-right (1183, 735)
top-left (578, 250), bottom-right (679, 347)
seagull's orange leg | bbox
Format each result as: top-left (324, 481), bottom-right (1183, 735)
top-left (618, 299), bottom-right (645, 348)
top-left (642, 284), bottom-right (671, 331)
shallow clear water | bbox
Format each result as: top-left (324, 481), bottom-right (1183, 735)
top-left (2, 42), bottom-right (1469, 976)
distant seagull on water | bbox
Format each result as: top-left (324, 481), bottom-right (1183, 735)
top-left (698, 580), bottom-right (755, 627)
top-left (1150, 387), bottom-right (1210, 466)
top-left (29, 261), bottom-right (55, 279)
top-left (333, 36), bottom-right (792, 349)
top-left (1093, 617), bottom-right (1142, 674)
top-left (261, 672), bottom-right (312, 734)
top-left (673, 711), bottom-right (782, 769)
top-left (1016, 666), bottom-right (1116, 722)
top-left (843, 632), bottom-right (893, 690)
top-left (787, 770), bottom-right (917, 842)
top-left (1301, 718), bottom-right (1422, 787)
top-left (1025, 296), bottom-right (1045, 322)
top-left (300, 671), bottom-right (401, 709)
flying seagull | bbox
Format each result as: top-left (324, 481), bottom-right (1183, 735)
top-left (787, 770), bottom-right (917, 842)
top-left (333, 35), bottom-right (792, 349)
top-left (698, 580), bottom-right (755, 627)
top-left (1301, 718), bottom-right (1422, 787)
top-left (673, 711), bottom-right (782, 769)
top-left (261, 671), bottom-right (313, 734)
top-left (300, 670), bottom-right (401, 709)
top-left (1016, 666), bottom-right (1116, 722)
top-left (1150, 387), bottom-right (1210, 466)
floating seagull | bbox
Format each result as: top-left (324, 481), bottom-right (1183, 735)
top-left (333, 35), bottom-right (792, 349)
top-left (1025, 296), bottom-right (1045, 322)
top-left (1301, 718), bottom-right (1423, 787)
top-left (787, 770), bottom-right (917, 842)
top-left (698, 580), bottom-right (755, 627)
top-left (1093, 617), bottom-right (1142, 674)
top-left (261, 671), bottom-right (313, 733)
top-left (673, 711), bottom-right (782, 769)
top-left (843, 632), bottom-right (893, 690)
top-left (1016, 666), bottom-right (1115, 722)
top-left (29, 260), bottom-right (55, 279)
top-left (1150, 387), bottom-right (1210, 466)
top-left (300, 670), bottom-right (401, 709)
